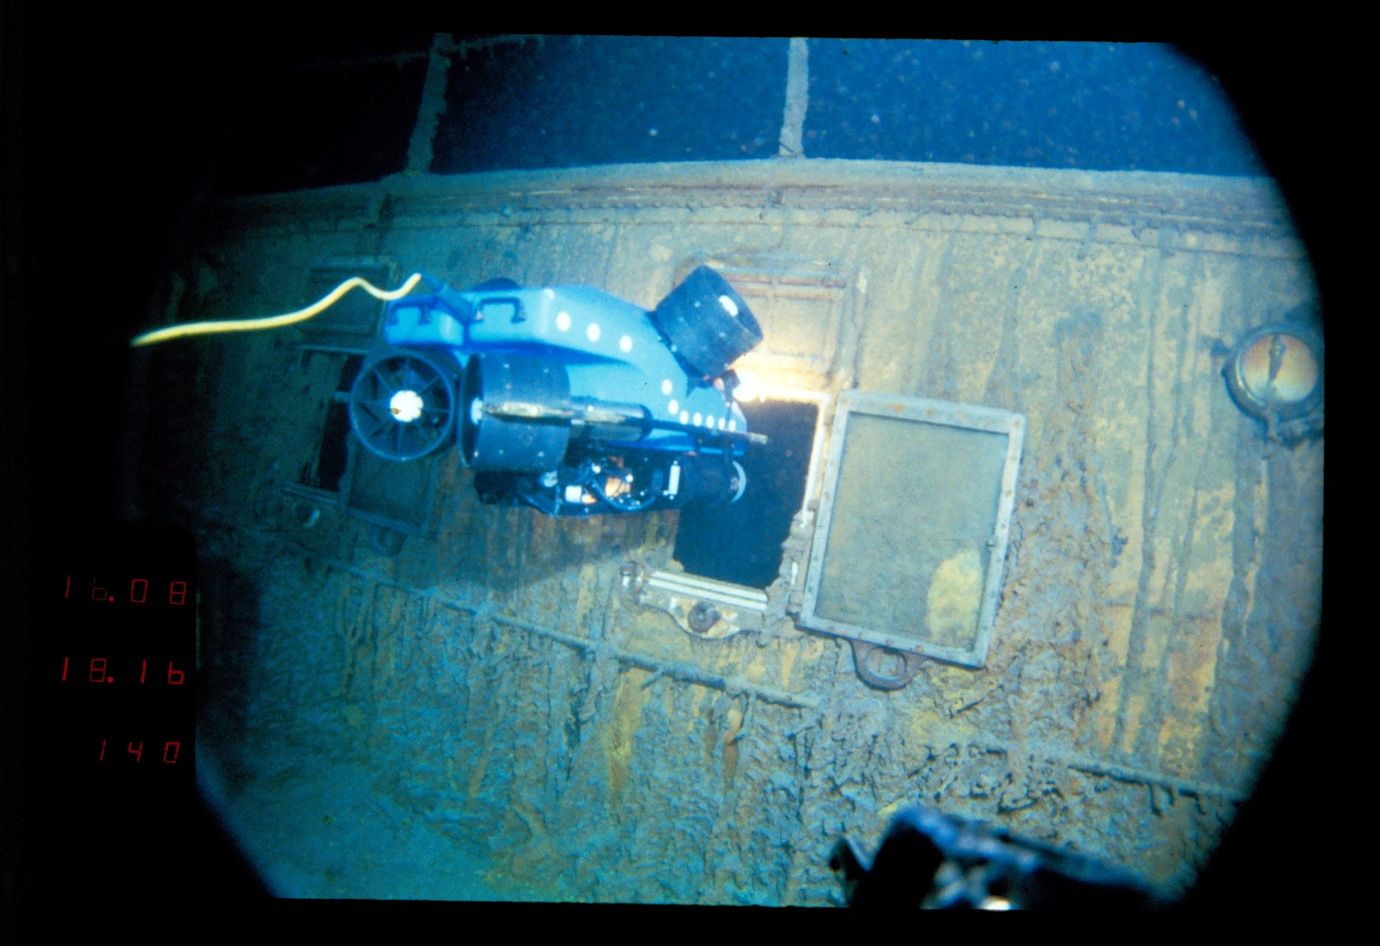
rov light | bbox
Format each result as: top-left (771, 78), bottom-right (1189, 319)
top-left (732, 369), bottom-right (762, 404)
top-left (389, 389), bottom-right (425, 422)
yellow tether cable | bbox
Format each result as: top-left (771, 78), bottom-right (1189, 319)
top-left (130, 273), bottom-right (426, 347)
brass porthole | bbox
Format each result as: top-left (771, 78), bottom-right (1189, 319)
top-left (1223, 320), bottom-right (1323, 443)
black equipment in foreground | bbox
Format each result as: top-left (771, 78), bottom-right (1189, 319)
top-left (830, 805), bottom-right (1168, 909)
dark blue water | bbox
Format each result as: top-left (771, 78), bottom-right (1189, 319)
top-left (433, 36), bottom-right (789, 172)
top-left (215, 37), bottom-right (1264, 196)
top-left (431, 38), bottom-right (1260, 176)
top-left (800, 40), bottom-right (1262, 174)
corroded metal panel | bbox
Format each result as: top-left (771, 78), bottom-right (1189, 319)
top-left (156, 160), bottom-right (1320, 904)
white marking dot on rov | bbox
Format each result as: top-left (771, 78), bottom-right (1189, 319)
top-left (555, 311), bottom-right (571, 331)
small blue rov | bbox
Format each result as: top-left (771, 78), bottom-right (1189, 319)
top-left (347, 265), bottom-right (765, 516)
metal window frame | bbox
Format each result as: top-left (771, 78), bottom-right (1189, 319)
top-left (299, 258), bottom-right (397, 352)
top-left (799, 391), bottom-right (1025, 669)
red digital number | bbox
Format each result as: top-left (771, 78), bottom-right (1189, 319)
top-left (90, 579), bottom-right (108, 602)
top-left (129, 578), bottom-right (148, 604)
top-left (162, 742), bottom-right (181, 765)
top-left (88, 657), bottom-right (108, 684)
top-left (60, 656), bottom-right (69, 682)
top-left (98, 739), bottom-right (107, 762)
top-left (166, 660), bottom-right (186, 686)
top-left (127, 741), bottom-right (144, 763)
top-left (64, 575), bottom-right (71, 599)
top-left (168, 581), bottom-right (188, 606)
top-left (140, 659), bottom-right (148, 685)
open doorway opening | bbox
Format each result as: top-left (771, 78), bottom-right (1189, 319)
top-left (311, 355), bottom-right (364, 493)
top-left (672, 398), bottom-right (818, 588)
